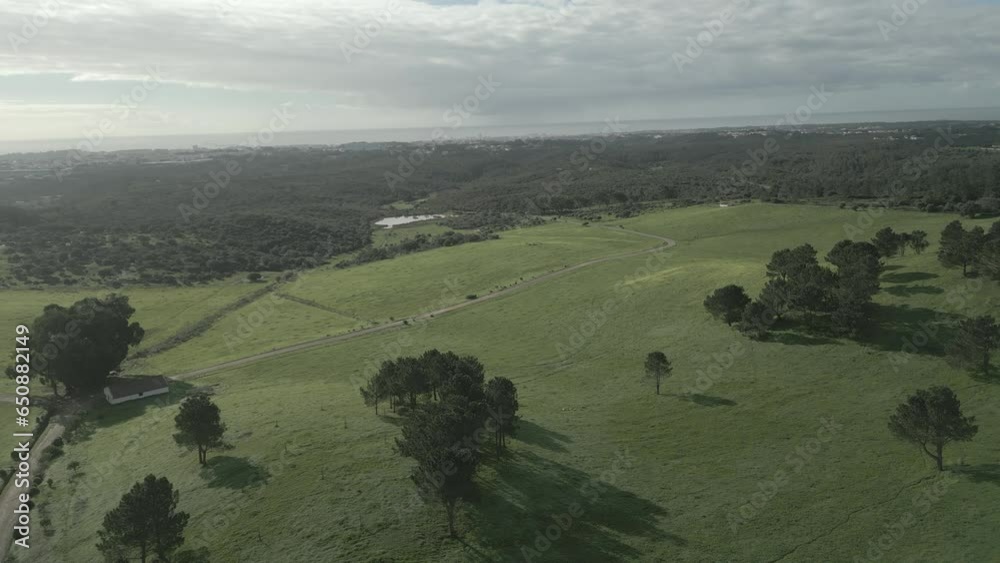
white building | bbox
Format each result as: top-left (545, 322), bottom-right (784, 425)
top-left (104, 376), bottom-right (170, 405)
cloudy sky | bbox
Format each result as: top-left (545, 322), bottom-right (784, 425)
top-left (1, 0), bottom-right (998, 143)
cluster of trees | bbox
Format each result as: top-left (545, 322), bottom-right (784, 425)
top-left (6, 294), bottom-right (144, 396)
top-left (337, 231), bottom-right (497, 268)
top-left (0, 211), bottom-right (371, 286)
top-left (360, 350), bottom-right (519, 536)
top-left (872, 227), bottom-right (929, 258)
top-left (5, 123), bottom-right (999, 288)
top-left (705, 238), bottom-right (888, 339)
top-left (936, 219), bottom-right (1000, 279)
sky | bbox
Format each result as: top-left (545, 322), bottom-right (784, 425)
top-left (1, 0), bottom-right (999, 144)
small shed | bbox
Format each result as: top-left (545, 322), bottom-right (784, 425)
top-left (104, 376), bottom-right (170, 405)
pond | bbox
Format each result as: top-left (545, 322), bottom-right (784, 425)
top-left (374, 215), bottom-right (445, 229)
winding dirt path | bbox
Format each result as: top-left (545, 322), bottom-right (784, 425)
top-left (173, 227), bottom-right (676, 382)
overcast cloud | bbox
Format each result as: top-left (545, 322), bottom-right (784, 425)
top-left (1, 0), bottom-right (998, 141)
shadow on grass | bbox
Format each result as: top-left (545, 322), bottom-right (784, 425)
top-left (769, 330), bottom-right (840, 347)
top-left (174, 547), bottom-right (212, 563)
top-left (66, 380), bottom-right (198, 445)
top-left (967, 366), bottom-right (1000, 385)
top-left (201, 456), bottom-right (271, 489)
top-left (882, 271), bottom-right (939, 283)
top-left (516, 420), bottom-right (573, 452)
top-left (679, 393), bottom-right (737, 407)
top-left (955, 464), bottom-right (1000, 486)
top-left (884, 284), bottom-right (945, 297)
top-left (858, 303), bottom-right (963, 355)
top-left (377, 414), bottom-right (406, 427)
top-left (468, 450), bottom-right (683, 561)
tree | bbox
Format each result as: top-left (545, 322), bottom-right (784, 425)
top-left (643, 352), bottom-right (672, 395)
top-left (766, 244), bottom-right (818, 281)
top-left (938, 221), bottom-right (982, 276)
top-left (396, 401), bottom-right (484, 537)
top-left (947, 315), bottom-right (1000, 374)
top-left (758, 278), bottom-right (791, 322)
top-left (704, 285), bottom-right (751, 326)
top-left (97, 475), bottom-right (190, 563)
top-left (737, 301), bottom-right (772, 340)
top-left (484, 377), bottom-right (519, 454)
top-left (907, 230), bottom-right (929, 255)
top-left (360, 368), bottom-right (389, 415)
top-left (938, 220), bottom-right (967, 274)
top-left (888, 386), bottom-right (978, 471)
top-left (173, 394), bottom-right (228, 465)
top-left (28, 294), bottom-right (144, 395)
top-left (872, 227), bottom-right (903, 258)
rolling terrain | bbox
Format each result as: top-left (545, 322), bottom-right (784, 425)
top-left (6, 204), bottom-right (1000, 562)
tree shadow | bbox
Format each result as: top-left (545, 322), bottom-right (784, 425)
top-left (967, 366), bottom-right (1000, 385)
top-left (954, 464), bottom-right (1000, 486)
top-left (769, 330), bottom-right (840, 347)
top-left (515, 420), bottom-right (573, 452)
top-left (467, 450), bottom-right (684, 561)
top-left (884, 285), bottom-right (945, 297)
top-left (201, 456), bottom-right (271, 490)
top-left (882, 271), bottom-right (939, 283)
top-left (678, 393), bottom-right (737, 407)
top-left (174, 547), bottom-right (212, 563)
top-left (858, 303), bottom-right (963, 355)
top-left (377, 414), bottom-right (406, 427)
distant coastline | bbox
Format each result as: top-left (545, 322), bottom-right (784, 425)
top-left (2, 106), bottom-right (999, 156)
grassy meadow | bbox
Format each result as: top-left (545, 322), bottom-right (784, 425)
top-left (11, 203), bottom-right (1000, 562)
top-left (0, 283), bottom-right (262, 354)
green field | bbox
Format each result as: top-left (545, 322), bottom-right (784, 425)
top-left (15, 204), bottom-right (1000, 562)
top-left (283, 220), bottom-right (654, 324)
top-left (370, 220), bottom-right (457, 247)
top-left (0, 283), bottom-right (262, 355)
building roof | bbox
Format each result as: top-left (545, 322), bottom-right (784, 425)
top-left (105, 376), bottom-right (169, 400)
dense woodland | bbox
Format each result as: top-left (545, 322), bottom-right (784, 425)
top-left (2, 121), bottom-right (1000, 286)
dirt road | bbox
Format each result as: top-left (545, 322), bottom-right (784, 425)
top-left (174, 227), bottom-right (676, 382)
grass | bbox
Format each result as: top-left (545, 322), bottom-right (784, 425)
top-left (16, 203), bottom-right (1000, 562)
top-left (0, 283), bottom-right (263, 356)
top-left (283, 220), bottom-right (655, 324)
top-left (371, 220), bottom-right (461, 247)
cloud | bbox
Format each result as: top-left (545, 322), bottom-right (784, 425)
top-left (1, 0), bottom-right (999, 137)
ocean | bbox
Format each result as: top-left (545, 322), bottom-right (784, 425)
top-left (2, 107), bottom-right (999, 155)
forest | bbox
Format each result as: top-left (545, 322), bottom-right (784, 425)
top-left (2, 121), bottom-right (999, 286)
